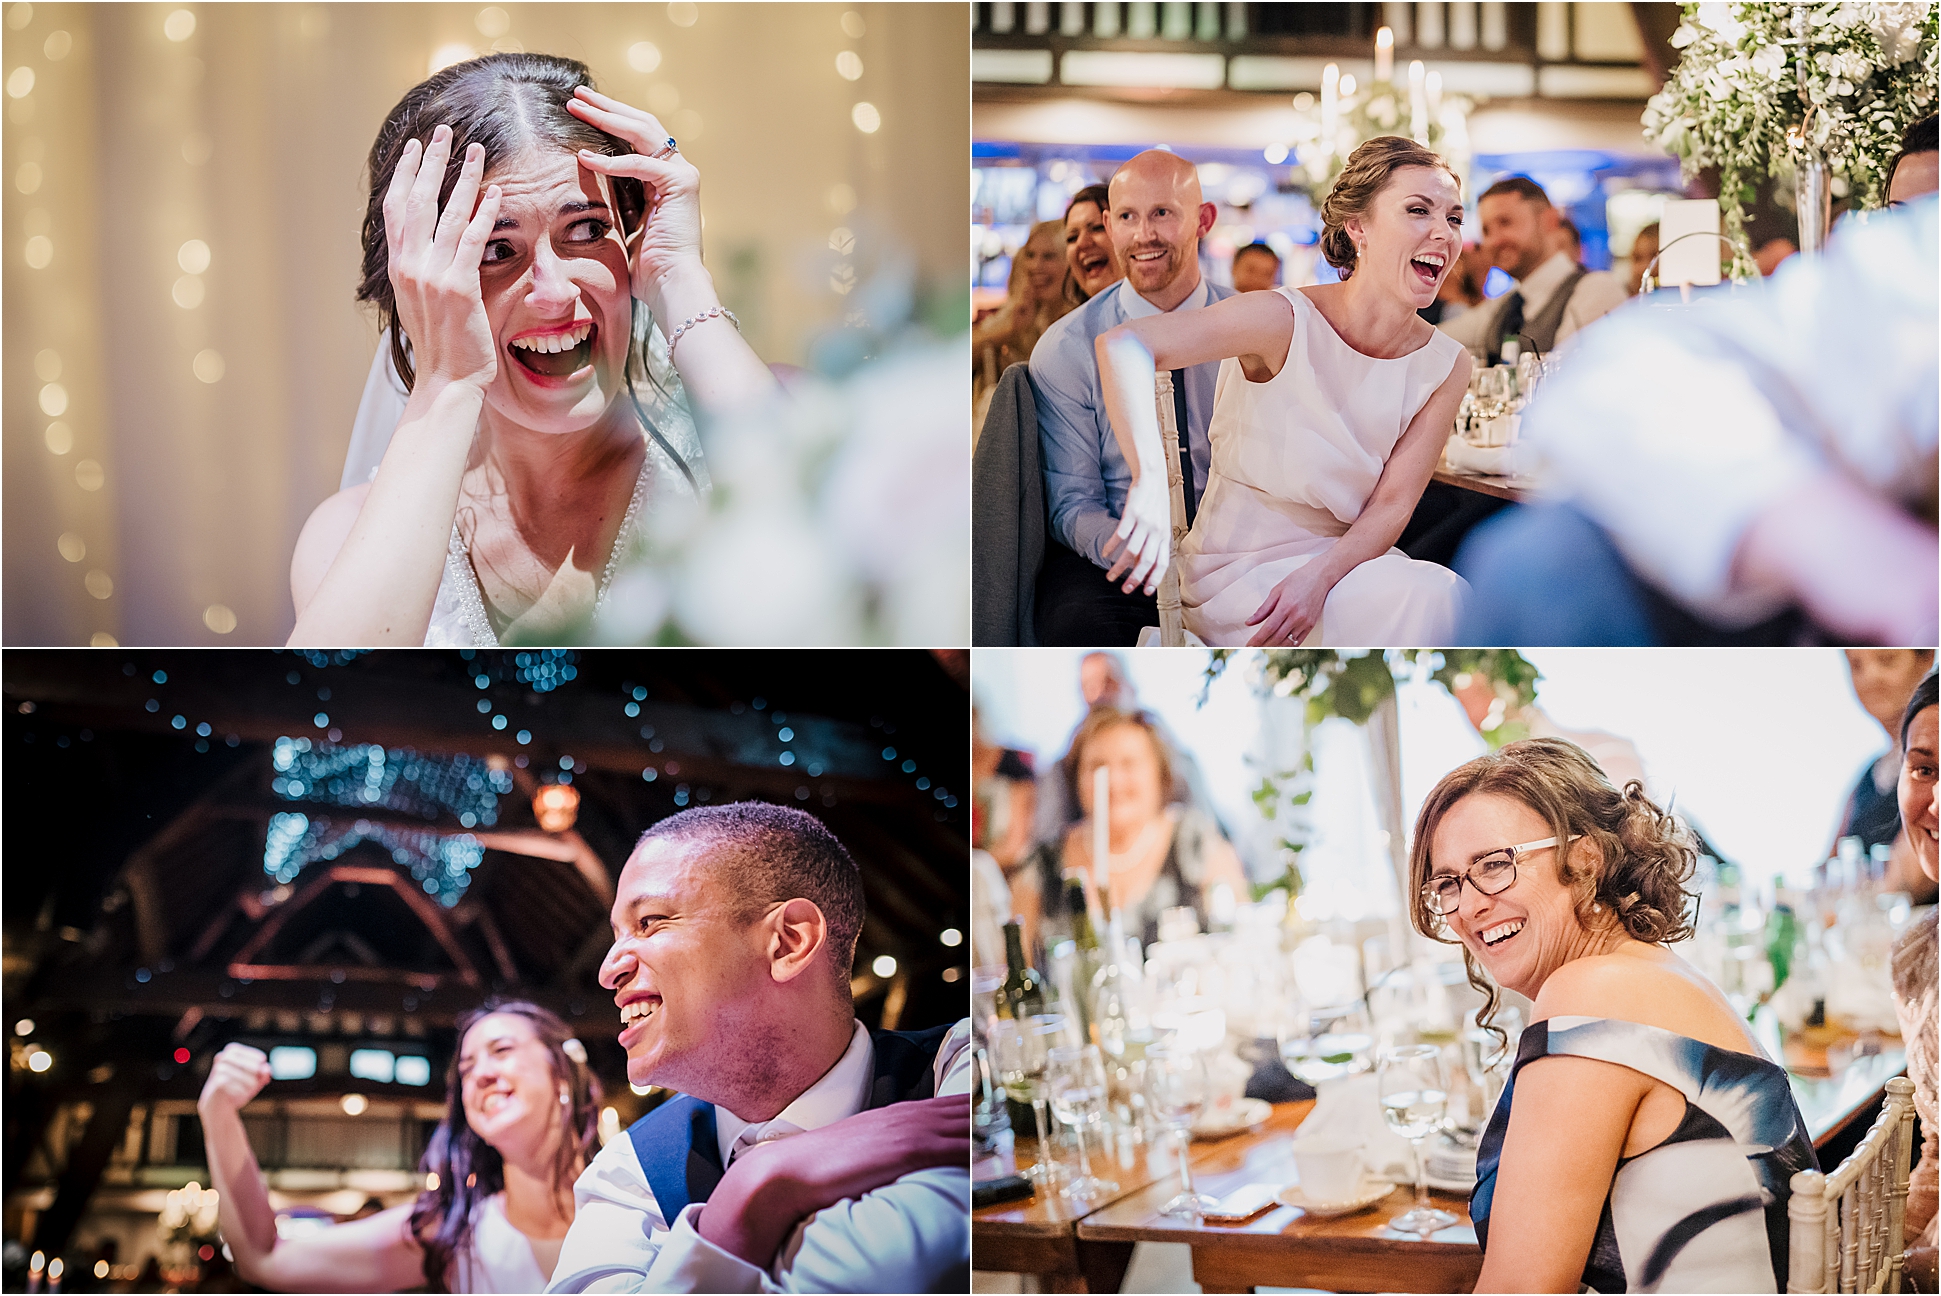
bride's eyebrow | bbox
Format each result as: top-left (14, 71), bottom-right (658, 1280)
top-left (490, 199), bottom-right (612, 232)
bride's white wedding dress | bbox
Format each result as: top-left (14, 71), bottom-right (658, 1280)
top-left (343, 329), bottom-right (706, 646)
top-left (1178, 286), bottom-right (1467, 645)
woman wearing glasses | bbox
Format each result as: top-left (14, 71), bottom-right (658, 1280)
top-left (1408, 738), bottom-right (1815, 1293)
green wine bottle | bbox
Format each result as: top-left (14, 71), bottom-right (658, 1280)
top-left (997, 917), bottom-right (1045, 1020)
top-left (1065, 877), bottom-right (1103, 1042)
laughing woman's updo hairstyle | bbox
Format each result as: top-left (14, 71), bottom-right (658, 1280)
top-left (1319, 135), bottom-right (1460, 279)
top-left (1405, 738), bottom-right (1700, 1036)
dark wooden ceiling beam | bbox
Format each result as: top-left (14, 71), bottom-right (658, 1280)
top-left (228, 864), bottom-right (482, 989)
top-left (2, 661), bottom-right (906, 792)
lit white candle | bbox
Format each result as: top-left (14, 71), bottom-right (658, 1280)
top-left (1426, 69), bottom-right (1443, 111)
top-left (1409, 60), bottom-right (1427, 142)
top-left (1338, 72), bottom-right (1357, 98)
top-left (1093, 764), bottom-right (1111, 894)
top-left (1320, 62), bottom-right (1339, 159)
top-left (1375, 25), bottom-right (1394, 83)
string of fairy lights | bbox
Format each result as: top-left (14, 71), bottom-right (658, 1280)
top-left (46, 647), bottom-right (960, 835)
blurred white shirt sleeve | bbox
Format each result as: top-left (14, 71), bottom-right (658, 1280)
top-left (1522, 197), bottom-right (1939, 626)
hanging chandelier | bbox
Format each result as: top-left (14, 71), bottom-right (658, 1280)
top-left (1272, 26), bottom-right (1476, 205)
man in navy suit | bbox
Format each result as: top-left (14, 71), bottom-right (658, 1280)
top-left (1030, 149), bottom-right (1236, 645)
top-left (549, 803), bottom-right (970, 1293)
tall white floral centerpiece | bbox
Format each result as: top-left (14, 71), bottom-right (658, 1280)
top-left (1643, 2), bottom-right (1938, 256)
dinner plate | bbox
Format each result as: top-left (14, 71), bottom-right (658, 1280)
top-left (1423, 1167), bottom-right (1477, 1193)
top-left (1276, 1173), bottom-right (1396, 1218)
top-left (1192, 1096), bottom-right (1272, 1139)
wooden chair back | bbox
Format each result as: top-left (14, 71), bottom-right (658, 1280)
top-left (1787, 1075), bottom-right (1917, 1293)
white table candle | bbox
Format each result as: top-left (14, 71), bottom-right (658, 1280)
top-left (1093, 764), bottom-right (1111, 895)
top-left (1409, 60), bottom-right (1427, 142)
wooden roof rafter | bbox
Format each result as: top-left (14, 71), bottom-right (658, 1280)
top-left (227, 863), bottom-right (482, 989)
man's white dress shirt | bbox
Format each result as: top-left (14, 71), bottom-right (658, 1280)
top-left (1438, 250), bottom-right (1629, 355)
top-left (547, 1018), bottom-right (971, 1293)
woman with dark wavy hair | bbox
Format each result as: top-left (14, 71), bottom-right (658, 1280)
top-left (198, 1000), bottom-right (597, 1291)
top-left (1406, 738), bottom-right (1816, 1292)
top-left (289, 53), bottom-right (776, 647)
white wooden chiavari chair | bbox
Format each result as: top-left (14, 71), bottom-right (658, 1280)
top-left (1788, 1075), bottom-right (1917, 1293)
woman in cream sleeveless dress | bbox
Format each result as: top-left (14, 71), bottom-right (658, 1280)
top-left (1097, 137), bottom-right (1473, 647)
top-left (1180, 286), bottom-right (1467, 644)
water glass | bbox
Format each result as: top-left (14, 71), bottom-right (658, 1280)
top-left (1378, 1043), bottom-right (1456, 1236)
top-left (1144, 1041), bottom-right (1219, 1218)
top-left (1046, 1043), bottom-right (1118, 1202)
top-left (991, 1012), bottom-right (1065, 1184)
top-left (1278, 1002), bottom-right (1375, 1087)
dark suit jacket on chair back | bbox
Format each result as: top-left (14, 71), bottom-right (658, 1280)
top-left (971, 363), bottom-right (1045, 645)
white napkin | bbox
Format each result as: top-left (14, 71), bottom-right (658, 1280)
top-left (1442, 433), bottom-right (1535, 479)
top-left (1303, 1073), bottom-right (1416, 1182)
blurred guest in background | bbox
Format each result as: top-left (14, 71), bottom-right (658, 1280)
top-left (1034, 652), bottom-right (1223, 847)
top-left (1439, 176), bottom-right (1626, 364)
top-left (1023, 707), bottom-right (1247, 955)
top-left (974, 711), bottom-right (1040, 878)
top-left (1230, 241), bottom-right (1282, 293)
top-left (1413, 739), bottom-right (1816, 1292)
top-left (1887, 113), bottom-right (1938, 207)
top-left (1891, 671), bottom-right (1937, 1292)
top-left (1457, 195), bottom-right (1938, 647)
top-left (1446, 667), bottom-right (1646, 793)
top-left (1837, 650), bottom-right (1941, 904)
top-left (1755, 237), bottom-right (1799, 276)
top-left (975, 219), bottom-right (1074, 429)
top-left (200, 1001), bottom-right (597, 1291)
top-left (1422, 242), bottom-right (1487, 326)
top-left (1624, 222), bottom-right (1660, 297)
top-left (1553, 213), bottom-right (1582, 266)
top-left (1062, 184), bottom-right (1121, 305)
top-left (1030, 150), bottom-right (1232, 646)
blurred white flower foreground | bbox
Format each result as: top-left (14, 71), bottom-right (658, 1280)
top-left (595, 335), bottom-right (969, 646)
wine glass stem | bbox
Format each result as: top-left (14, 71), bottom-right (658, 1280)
top-left (1032, 1099), bottom-right (1052, 1172)
top-left (1176, 1128), bottom-right (1196, 1198)
top-left (1074, 1118), bottom-right (1094, 1180)
top-left (1412, 1134), bottom-right (1430, 1214)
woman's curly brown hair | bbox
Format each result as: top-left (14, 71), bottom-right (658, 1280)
top-left (1320, 135), bottom-right (1460, 279)
top-left (1405, 738), bottom-right (1699, 1045)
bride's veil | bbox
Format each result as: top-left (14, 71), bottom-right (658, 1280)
top-left (338, 324), bottom-right (710, 497)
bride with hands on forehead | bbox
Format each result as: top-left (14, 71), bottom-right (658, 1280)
top-left (1097, 136), bottom-right (1472, 647)
top-left (290, 54), bottom-right (775, 648)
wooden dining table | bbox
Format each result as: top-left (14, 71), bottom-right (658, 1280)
top-left (1430, 466), bottom-right (1536, 504)
top-left (974, 1042), bottom-right (1910, 1294)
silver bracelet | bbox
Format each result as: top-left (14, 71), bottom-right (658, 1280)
top-left (667, 305), bottom-right (739, 356)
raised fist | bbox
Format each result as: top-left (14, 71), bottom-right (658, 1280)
top-left (197, 1042), bottom-right (273, 1118)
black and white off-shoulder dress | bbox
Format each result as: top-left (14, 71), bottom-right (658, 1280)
top-left (1471, 1015), bottom-right (1818, 1293)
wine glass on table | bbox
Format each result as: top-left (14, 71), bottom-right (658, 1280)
top-left (1144, 1040), bottom-right (1219, 1219)
top-left (991, 1012), bottom-right (1063, 1185)
top-left (1277, 1000), bottom-right (1375, 1088)
top-left (1046, 1043), bottom-right (1119, 1203)
top-left (1378, 1043), bottom-right (1457, 1237)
